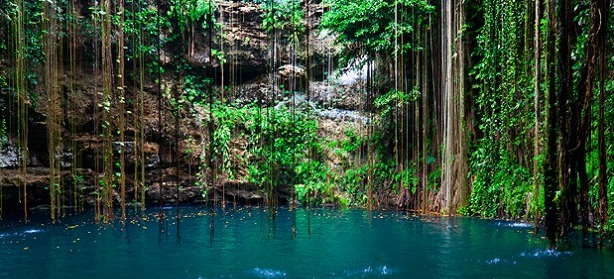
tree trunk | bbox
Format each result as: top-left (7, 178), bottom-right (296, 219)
top-left (102, 0), bottom-right (115, 221)
top-left (440, 0), bottom-right (468, 213)
top-left (440, 0), bottom-right (452, 213)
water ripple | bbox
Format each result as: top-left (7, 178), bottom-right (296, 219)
top-left (483, 257), bottom-right (518, 265)
top-left (343, 265), bottom-right (396, 277)
top-left (246, 268), bottom-right (287, 278)
top-left (494, 221), bottom-right (533, 228)
top-left (0, 229), bottom-right (42, 238)
top-left (519, 249), bottom-right (573, 258)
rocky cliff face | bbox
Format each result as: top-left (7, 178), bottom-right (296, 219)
top-left (0, 1), bottom-right (362, 215)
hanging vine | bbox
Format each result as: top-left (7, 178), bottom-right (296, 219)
top-left (68, 0), bottom-right (83, 213)
top-left (42, 0), bottom-right (62, 222)
top-left (15, 0), bottom-right (30, 222)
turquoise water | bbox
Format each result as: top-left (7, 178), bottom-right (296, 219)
top-left (1, 206), bottom-right (613, 279)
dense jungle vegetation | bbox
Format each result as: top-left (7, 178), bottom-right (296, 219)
top-left (0, 0), bottom-right (613, 247)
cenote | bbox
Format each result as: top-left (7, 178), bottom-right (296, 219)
top-left (1, 207), bottom-right (613, 279)
top-left (2, 0), bottom-right (614, 276)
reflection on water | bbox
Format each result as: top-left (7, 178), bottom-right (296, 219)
top-left (0, 206), bottom-right (612, 279)
top-left (209, 207), bottom-right (214, 248)
top-left (176, 207), bottom-right (181, 245)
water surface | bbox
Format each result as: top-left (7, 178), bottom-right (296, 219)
top-left (1, 206), bottom-right (613, 278)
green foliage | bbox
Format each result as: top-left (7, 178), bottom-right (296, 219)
top-left (0, 118), bottom-right (7, 143)
top-left (261, 0), bottom-right (303, 32)
top-left (608, 81), bottom-right (614, 236)
top-left (469, 0), bottom-right (536, 220)
top-left (428, 166), bottom-right (441, 190)
top-left (467, 139), bottom-right (532, 219)
top-left (172, 63), bottom-right (213, 107)
top-left (397, 166), bottom-right (418, 193)
top-left (0, 4), bottom-right (9, 53)
top-left (1, 0), bottom-right (43, 105)
top-left (0, 75), bottom-right (7, 93)
top-left (340, 128), bottom-right (419, 206)
top-left (168, 0), bottom-right (216, 31)
top-left (201, 101), bottom-right (343, 205)
top-left (321, 0), bottom-right (433, 61)
top-left (166, 0), bottom-right (219, 47)
top-left (342, 164), bottom-right (369, 205)
top-left (341, 129), bottom-right (361, 153)
top-left (123, 0), bottom-right (164, 54)
top-left (261, 0), bottom-right (305, 45)
top-left (294, 160), bottom-right (338, 205)
top-left (246, 106), bottom-right (318, 187)
top-left (342, 158), bottom-right (419, 207)
top-left (374, 88), bottom-right (418, 118)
